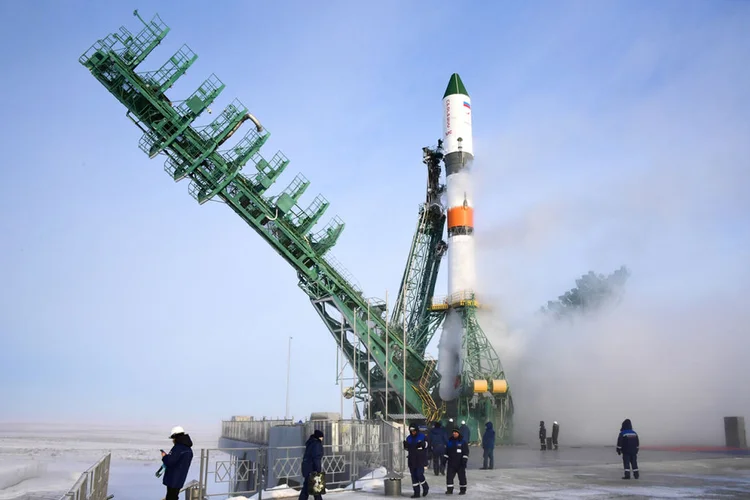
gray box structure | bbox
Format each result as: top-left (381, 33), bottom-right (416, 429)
top-left (724, 416), bottom-right (747, 448)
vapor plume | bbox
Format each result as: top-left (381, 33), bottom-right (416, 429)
top-left (437, 309), bottom-right (465, 401)
top-left (471, 12), bottom-right (750, 446)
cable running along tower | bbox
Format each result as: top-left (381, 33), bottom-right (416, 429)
top-left (79, 11), bottom-right (513, 440)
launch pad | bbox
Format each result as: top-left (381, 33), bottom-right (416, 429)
top-left (79, 11), bottom-right (513, 441)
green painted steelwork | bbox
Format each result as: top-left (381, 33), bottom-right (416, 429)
top-left (80, 10), bottom-right (426, 420)
top-left (392, 145), bottom-right (447, 354)
top-left (80, 12), bottom-right (514, 440)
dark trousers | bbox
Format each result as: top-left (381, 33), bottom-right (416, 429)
top-left (410, 466), bottom-right (427, 494)
top-left (622, 454), bottom-right (639, 478)
top-left (432, 452), bottom-right (446, 474)
top-left (482, 448), bottom-right (494, 469)
top-left (165, 487), bottom-right (180, 500)
top-left (540, 438), bottom-right (546, 450)
top-left (446, 465), bottom-right (467, 492)
top-left (298, 476), bottom-right (323, 500)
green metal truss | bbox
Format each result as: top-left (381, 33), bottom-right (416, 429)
top-left (80, 10), bottom-right (430, 420)
top-left (457, 304), bottom-right (514, 441)
top-left (391, 145), bottom-right (448, 355)
top-left (80, 12), bottom-right (515, 438)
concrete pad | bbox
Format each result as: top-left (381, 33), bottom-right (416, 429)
top-left (348, 446), bottom-right (750, 499)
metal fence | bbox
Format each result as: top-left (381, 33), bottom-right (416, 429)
top-left (221, 419), bottom-right (294, 444)
top-left (206, 420), bottom-right (407, 498)
top-left (61, 453), bottom-right (111, 500)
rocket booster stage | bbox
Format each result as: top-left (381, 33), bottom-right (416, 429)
top-left (442, 73), bottom-right (476, 298)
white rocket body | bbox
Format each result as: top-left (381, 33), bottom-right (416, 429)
top-left (437, 73), bottom-right (476, 401)
top-left (442, 77), bottom-right (476, 298)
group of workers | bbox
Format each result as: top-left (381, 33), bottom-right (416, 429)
top-left (402, 418), bottom-right (497, 497)
top-left (158, 417), bottom-right (640, 500)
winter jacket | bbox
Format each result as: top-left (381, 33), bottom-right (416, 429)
top-left (162, 434), bottom-right (194, 489)
top-left (552, 423), bottom-right (559, 441)
top-left (482, 422), bottom-right (496, 450)
top-left (301, 435), bottom-right (324, 477)
top-left (403, 432), bottom-right (429, 468)
top-left (539, 424), bottom-right (546, 441)
top-left (616, 419), bottom-right (639, 456)
top-left (429, 425), bottom-right (448, 454)
top-left (459, 424), bottom-right (471, 443)
top-left (445, 432), bottom-right (469, 469)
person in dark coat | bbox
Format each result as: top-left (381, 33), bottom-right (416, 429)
top-left (616, 419), bottom-right (640, 479)
top-left (481, 422), bottom-right (495, 470)
top-left (429, 421), bottom-right (448, 475)
top-left (444, 428), bottom-right (469, 495)
top-left (403, 425), bottom-right (429, 498)
top-left (539, 421), bottom-right (547, 451)
top-left (459, 420), bottom-right (471, 444)
top-left (552, 421), bottom-right (560, 450)
top-left (299, 429), bottom-right (324, 500)
top-left (161, 426), bottom-right (194, 500)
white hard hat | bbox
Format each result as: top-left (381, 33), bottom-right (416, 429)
top-left (461, 420), bottom-right (466, 425)
top-left (449, 418), bottom-right (453, 422)
top-left (554, 421), bottom-right (558, 425)
top-left (170, 426), bottom-right (185, 438)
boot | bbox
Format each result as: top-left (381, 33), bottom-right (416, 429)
top-left (622, 471), bottom-right (631, 480)
top-left (446, 486), bottom-right (453, 495)
top-left (633, 470), bottom-right (639, 480)
top-left (459, 487), bottom-right (467, 495)
top-left (411, 485), bottom-right (420, 498)
top-left (422, 482), bottom-right (429, 497)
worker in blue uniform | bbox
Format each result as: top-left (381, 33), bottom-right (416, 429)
top-left (403, 424), bottom-right (429, 498)
top-left (444, 428), bottom-right (469, 495)
top-left (616, 419), bottom-right (640, 479)
top-left (429, 421), bottom-right (448, 475)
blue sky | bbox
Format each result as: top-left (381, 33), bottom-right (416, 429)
top-left (1, 0), bottom-right (748, 433)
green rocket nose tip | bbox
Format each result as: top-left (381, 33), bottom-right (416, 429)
top-left (443, 73), bottom-right (469, 98)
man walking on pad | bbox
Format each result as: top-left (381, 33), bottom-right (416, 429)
top-left (300, 429), bottom-right (325, 500)
top-left (616, 418), bottom-right (640, 479)
top-left (444, 428), bottom-right (468, 495)
top-left (161, 426), bottom-right (194, 500)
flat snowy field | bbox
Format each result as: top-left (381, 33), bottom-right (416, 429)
top-left (0, 422), bottom-right (222, 500)
top-left (2, 423), bottom-right (750, 499)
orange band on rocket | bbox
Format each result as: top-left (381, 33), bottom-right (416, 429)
top-left (447, 206), bottom-right (474, 229)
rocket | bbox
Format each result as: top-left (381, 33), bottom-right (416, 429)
top-left (442, 73), bottom-right (476, 300)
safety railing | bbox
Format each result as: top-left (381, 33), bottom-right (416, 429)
top-left (196, 439), bottom-right (405, 499)
top-left (61, 453), bottom-right (111, 500)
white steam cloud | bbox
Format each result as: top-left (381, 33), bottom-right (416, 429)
top-left (470, 12), bottom-right (750, 446)
top-left (437, 309), bottom-right (464, 401)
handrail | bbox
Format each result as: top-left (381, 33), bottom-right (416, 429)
top-left (61, 453), bottom-right (111, 500)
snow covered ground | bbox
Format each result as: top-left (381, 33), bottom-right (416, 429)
top-left (0, 422), bottom-right (221, 500)
top-left (2, 423), bottom-right (749, 499)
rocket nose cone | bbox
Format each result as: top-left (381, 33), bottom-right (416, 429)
top-left (444, 73), bottom-right (469, 98)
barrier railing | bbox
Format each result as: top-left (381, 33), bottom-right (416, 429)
top-left (203, 420), bottom-right (408, 499)
top-left (61, 453), bottom-right (111, 500)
